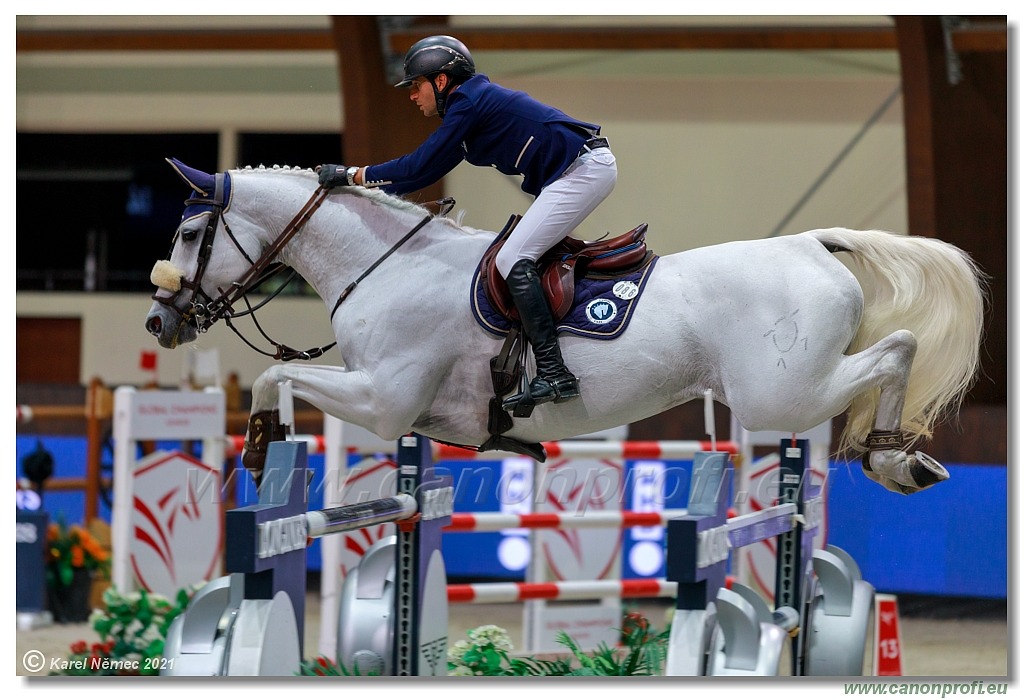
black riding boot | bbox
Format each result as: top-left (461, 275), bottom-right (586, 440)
top-left (501, 259), bottom-right (580, 410)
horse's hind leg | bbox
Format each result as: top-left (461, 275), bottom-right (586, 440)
top-left (838, 330), bottom-right (949, 495)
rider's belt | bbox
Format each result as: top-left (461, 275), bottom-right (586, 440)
top-left (578, 137), bottom-right (610, 157)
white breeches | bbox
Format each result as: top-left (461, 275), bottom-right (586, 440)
top-left (495, 147), bottom-right (618, 278)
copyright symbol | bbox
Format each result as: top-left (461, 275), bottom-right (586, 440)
top-left (22, 650), bottom-right (46, 673)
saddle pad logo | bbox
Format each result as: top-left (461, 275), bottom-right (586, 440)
top-left (586, 299), bottom-right (618, 325)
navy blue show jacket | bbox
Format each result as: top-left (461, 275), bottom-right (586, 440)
top-left (363, 74), bottom-right (601, 197)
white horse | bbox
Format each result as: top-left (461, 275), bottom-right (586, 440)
top-left (145, 161), bottom-right (985, 495)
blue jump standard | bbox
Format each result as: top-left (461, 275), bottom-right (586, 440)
top-left (223, 435), bottom-right (451, 673)
top-left (665, 439), bottom-right (820, 676)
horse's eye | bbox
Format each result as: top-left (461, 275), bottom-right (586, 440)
top-left (182, 230), bottom-right (198, 242)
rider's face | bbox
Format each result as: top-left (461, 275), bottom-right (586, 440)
top-left (409, 76), bottom-right (441, 117)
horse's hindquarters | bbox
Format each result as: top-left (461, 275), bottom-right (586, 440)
top-left (620, 239), bottom-right (864, 434)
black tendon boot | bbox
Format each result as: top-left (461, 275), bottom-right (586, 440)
top-left (241, 409), bottom-right (288, 489)
top-left (501, 259), bottom-right (580, 410)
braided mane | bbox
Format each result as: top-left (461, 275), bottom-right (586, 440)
top-left (230, 162), bottom-right (442, 220)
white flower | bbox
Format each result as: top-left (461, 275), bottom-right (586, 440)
top-left (447, 639), bottom-right (472, 662)
top-left (449, 664), bottom-right (474, 676)
top-left (467, 625), bottom-right (513, 651)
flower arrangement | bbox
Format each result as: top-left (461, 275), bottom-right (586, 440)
top-left (299, 614), bottom-right (669, 677)
top-left (45, 515), bottom-right (110, 588)
top-left (50, 586), bottom-right (195, 676)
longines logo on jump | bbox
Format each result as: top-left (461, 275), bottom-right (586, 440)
top-left (585, 298), bottom-right (618, 325)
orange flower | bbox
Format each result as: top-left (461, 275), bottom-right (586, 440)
top-left (85, 540), bottom-right (108, 561)
top-left (45, 516), bottom-right (111, 579)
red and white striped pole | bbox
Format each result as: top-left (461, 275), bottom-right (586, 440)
top-left (445, 509), bottom-right (689, 532)
top-left (448, 578), bottom-right (678, 604)
top-left (434, 440), bottom-right (737, 461)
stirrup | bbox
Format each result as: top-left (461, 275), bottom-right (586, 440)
top-left (501, 374), bottom-right (579, 414)
top-left (550, 375), bottom-right (581, 404)
top-left (503, 388), bottom-right (537, 418)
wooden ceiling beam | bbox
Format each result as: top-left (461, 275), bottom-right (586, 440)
top-left (950, 23), bottom-right (1008, 52)
top-left (16, 22), bottom-right (1004, 55)
top-left (16, 25), bottom-right (900, 54)
top-left (386, 25), bottom-right (900, 52)
top-left (15, 29), bottom-right (335, 52)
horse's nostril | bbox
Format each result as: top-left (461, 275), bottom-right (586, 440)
top-left (146, 316), bottom-right (162, 336)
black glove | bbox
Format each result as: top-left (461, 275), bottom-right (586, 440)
top-left (317, 164), bottom-right (353, 188)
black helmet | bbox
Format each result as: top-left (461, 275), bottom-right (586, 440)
top-left (394, 35), bottom-right (475, 88)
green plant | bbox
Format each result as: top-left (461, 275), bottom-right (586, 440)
top-left (446, 613), bottom-right (670, 677)
top-left (50, 585), bottom-right (195, 676)
top-left (45, 515), bottom-right (110, 589)
top-left (553, 613), bottom-right (670, 676)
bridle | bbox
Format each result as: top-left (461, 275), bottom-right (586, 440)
top-left (152, 172), bottom-right (335, 361)
top-left (153, 171), bottom-right (454, 362)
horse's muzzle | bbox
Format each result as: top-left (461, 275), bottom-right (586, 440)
top-left (145, 315), bottom-right (163, 337)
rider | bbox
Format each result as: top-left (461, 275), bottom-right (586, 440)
top-left (318, 35), bottom-right (617, 410)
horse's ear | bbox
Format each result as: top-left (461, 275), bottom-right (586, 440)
top-left (166, 157), bottom-right (215, 197)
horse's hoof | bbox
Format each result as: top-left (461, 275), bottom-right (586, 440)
top-left (910, 451), bottom-right (950, 487)
top-left (862, 449), bottom-right (950, 494)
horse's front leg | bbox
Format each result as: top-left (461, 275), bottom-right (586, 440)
top-left (240, 364), bottom-right (426, 485)
top-left (857, 330), bottom-right (950, 495)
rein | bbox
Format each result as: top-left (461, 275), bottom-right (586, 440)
top-left (329, 196), bottom-right (455, 320)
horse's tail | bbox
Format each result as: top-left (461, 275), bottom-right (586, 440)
top-left (809, 228), bottom-right (987, 455)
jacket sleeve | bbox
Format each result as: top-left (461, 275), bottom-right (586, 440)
top-left (364, 97), bottom-right (476, 195)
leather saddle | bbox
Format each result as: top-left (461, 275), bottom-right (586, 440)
top-left (480, 216), bottom-right (654, 322)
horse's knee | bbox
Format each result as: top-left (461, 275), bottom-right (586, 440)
top-left (251, 367), bottom-right (287, 410)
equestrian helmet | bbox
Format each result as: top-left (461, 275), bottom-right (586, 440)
top-left (394, 35), bottom-right (475, 88)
